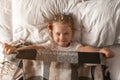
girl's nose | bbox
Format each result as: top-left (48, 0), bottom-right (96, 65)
top-left (60, 34), bottom-right (64, 40)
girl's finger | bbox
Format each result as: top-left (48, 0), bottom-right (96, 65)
top-left (7, 49), bottom-right (12, 55)
top-left (3, 47), bottom-right (8, 54)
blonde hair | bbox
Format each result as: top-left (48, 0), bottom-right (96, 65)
top-left (48, 13), bottom-right (74, 30)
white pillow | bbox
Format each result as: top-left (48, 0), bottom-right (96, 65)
top-left (76, 0), bottom-right (120, 47)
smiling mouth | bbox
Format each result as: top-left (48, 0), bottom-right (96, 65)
top-left (59, 42), bottom-right (70, 47)
top-left (60, 41), bottom-right (67, 42)
top-left (60, 42), bottom-right (67, 43)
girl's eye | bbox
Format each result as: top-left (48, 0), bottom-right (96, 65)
top-left (56, 33), bottom-right (60, 36)
top-left (64, 33), bottom-right (68, 35)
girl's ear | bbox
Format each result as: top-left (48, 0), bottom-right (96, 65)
top-left (47, 24), bottom-right (52, 30)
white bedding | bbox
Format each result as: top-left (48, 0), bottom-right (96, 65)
top-left (0, 0), bottom-right (12, 62)
top-left (0, 0), bottom-right (120, 80)
top-left (0, 0), bottom-right (12, 42)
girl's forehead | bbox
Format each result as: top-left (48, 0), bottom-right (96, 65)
top-left (53, 23), bottom-right (72, 32)
top-left (53, 22), bottom-right (70, 28)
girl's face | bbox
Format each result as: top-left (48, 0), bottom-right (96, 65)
top-left (51, 22), bottom-right (72, 47)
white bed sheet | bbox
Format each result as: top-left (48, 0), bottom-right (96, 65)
top-left (108, 44), bottom-right (120, 80)
top-left (0, 0), bottom-right (12, 61)
top-left (0, 0), bottom-right (12, 43)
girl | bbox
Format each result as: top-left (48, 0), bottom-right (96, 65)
top-left (3, 14), bottom-right (114, 80)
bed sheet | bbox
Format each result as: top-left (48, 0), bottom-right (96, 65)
top-left (0, 0), bottom-right (12, 61)
top-left (108, 44), bottom-right (120, 80)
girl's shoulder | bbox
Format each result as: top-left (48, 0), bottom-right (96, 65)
top-left (70, 41), bottom-right (82, 47)
top-left (70, 42), bottom-right (82, 51)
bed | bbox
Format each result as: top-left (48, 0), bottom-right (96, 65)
top-left (0, 0), bottom-right (120, 80)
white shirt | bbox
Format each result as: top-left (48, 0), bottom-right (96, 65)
top-left (43, 41), bottom-right (82, 51)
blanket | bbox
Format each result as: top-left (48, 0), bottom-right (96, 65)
top-left (0, 40), bottom-right (110, 80)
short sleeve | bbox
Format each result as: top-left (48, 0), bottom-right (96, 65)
top-left (75, 42), bottom-right (82, 51)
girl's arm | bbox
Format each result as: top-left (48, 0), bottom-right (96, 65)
top-left (77, 46), bottom-right (114, 58)
top-left (3, 43), bottom-right (45, 55)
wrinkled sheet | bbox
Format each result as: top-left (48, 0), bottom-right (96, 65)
top-left (0, 0), bottom-right (12, 62)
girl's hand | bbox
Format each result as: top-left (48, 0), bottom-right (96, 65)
top-left (2, 43), bottom-right (17, 55)
top-left (99, 48), bottom-right (114, 58)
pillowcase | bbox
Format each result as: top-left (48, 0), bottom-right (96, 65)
top-left (75, 0), bottom-right (120, 47)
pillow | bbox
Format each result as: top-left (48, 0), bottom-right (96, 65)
top-left (75, 0), bottom-right (120, 47)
